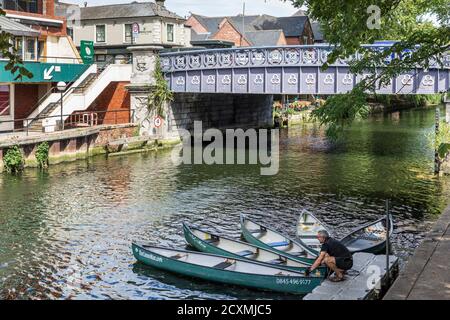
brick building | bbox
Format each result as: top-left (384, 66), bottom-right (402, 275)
top-left (0, 0), bottom-right (83, 132)
top-left (186, 13), bottom-right (314, 48)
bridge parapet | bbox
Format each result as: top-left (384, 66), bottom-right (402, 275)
top-left (160, 45), bottom-right (450, 95)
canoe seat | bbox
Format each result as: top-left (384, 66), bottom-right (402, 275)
top-left (248, 229), bottom-right (266, 234)
top-left (268, 259), bottom-right (284, 265)
top-left (359, 234), bottom-right (383, 241)
top-left (204, 238), bottom-right (220, 244)
top-left (236, 250), bottom-right (255, 257)
top-left (213, 260), bottom-right (236, 270)
top-left (289, 251), bottom-right (307, 257)
top-left (170, 254), bottom-right (187, 260)
top-left (268, 241), bottom-right (290, 248)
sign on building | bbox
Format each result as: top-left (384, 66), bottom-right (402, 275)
top-left (80, 40), bottom-right (95, 64)
top-left (132, 23), bottom-right (140, 39)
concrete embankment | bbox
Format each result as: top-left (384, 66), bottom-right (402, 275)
top-left (384, 205), bottom-right (450, 300)
top-left (0, 124), bottom-right (180, 172)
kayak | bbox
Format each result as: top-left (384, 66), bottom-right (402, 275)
top-left (296, 210), bottom-right (331, 255)
top-left (340, 215), bottom-right (394, 254)
top-left (240, 215), bottom-right (317, 265)
top-left (183, 222), bottom-right (327, 276)
top-left (132, 243), bottom-right (324, 295)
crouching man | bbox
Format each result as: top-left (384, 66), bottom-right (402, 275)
top-left (306, 230), bottom-right (353, 282)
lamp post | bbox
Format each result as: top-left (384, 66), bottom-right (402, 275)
top-left (57, 81), bottom-right (67, 131)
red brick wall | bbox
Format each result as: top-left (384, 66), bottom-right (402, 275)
top-left (14, 84), bottom-right (40, 129)
top-left (4, 1), bottom-right (67, 37)
top-left (45, 0), bottom-right (55, 16)
top-left (86, 82), bottom-right (130, 125)
top-left (212, 19), bottom-right (251, 47)
top-left (286, 37), bottom-right (300, 45)
top-left (186, 16), bottom-right (208, 34)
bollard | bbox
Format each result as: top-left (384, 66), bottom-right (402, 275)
top-left (435, 108), bottom-right (441, 174)
top-left (385, 199), bottom-right (390, 286)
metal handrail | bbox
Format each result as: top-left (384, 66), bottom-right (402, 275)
top-left (38, 56), bottom-right (84, 63)
top-left (1, 109), bottom-right (134, 136)
top-left (0, 105), bottom-right (10, 117)
top-left (25, 64), bottom-right (95, 128)
top-left (159, 43), bottom-right (423, 57)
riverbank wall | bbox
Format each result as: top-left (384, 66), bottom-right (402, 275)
top-left (0, 124), bottom-right (180, 172)
top-left (384, 204), bottom-right (450, 300)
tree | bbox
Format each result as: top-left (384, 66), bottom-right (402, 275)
top-left (0, 9), bottom-right (33, 79)
top-left (289, 0), bottom-right (450, 138)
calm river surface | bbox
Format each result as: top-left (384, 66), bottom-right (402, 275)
top-left (1, 106), bottom-right (449, 300)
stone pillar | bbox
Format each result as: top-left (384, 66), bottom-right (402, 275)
top-left (443, 94), bottom-right (450, 174)
top-left (126, 46), bottom-right (167, 137)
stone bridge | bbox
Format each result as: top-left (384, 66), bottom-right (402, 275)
top-left (160, 45), bottom-right (450, 95)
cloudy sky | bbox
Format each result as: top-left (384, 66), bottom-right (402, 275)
top-left (70, 0), bottom-right (301, 18)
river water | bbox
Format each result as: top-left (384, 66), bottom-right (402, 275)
top-left (1, 106), bottom-right (449, 300)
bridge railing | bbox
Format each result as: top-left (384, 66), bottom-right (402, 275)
top-left (160, 45), bottom-right (450, 73)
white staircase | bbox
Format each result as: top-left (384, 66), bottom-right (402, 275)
top-left (25, 64), bottom-right (132, 132)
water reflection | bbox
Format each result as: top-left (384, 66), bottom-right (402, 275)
top-left (0, 107), bottom-right (449, 299)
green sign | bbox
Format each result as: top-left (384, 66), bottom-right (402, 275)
top-left (0, 62), bottom-right (90, 83)
top-left (80, 40), bottom-right (95, 64)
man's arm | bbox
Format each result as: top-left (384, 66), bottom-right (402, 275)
top-left (309, 251), bottom-right (326, 272)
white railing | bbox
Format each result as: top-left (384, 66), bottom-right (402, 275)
top-left (0, 104), bottom-right (10, 116)
top-left (24, 64), bottom-right (99, 128)
top-left (43, 64), bottom-right (132, 132)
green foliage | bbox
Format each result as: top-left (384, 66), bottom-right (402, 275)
top-left (285, 108), bottom-right (296, 115)
top-left (35, 142), bottom-right (49, 168)
top-left (373, 94), bottom-right (443, 108)
top-left (311, 85), bottom-right (369, 140)
top-left (148, 57), bottom-right (174, 118)
top-left (1, 10), bottom-right (33, 80)
top-left (3, 145), bottom-right (24, 173)
top-left (290, 0), bottom-right (450, 138)
top-left (433, 121), bottom-right (450, 160)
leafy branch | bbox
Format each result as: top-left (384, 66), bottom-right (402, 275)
top-left (0, 9), bottom-right (33, 80)
top-left (289, 0), bottom-right (450, 139)
top-left (147, 57), bottom-right (173, 118)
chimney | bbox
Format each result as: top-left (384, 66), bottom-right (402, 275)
top-left (84, 2), bottom-right (88, 7)
top-left (155, 0), bottom-right (165, 8)
top-left (44, 0), bottom-right (55, 17)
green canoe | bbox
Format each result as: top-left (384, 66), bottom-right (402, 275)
top-left (240, 215), bottom-right (317, 265)
top-left (132, 243), bottom-right (324, 295)
top-left (296, 210), bottom-right (331, 255)
top-left (297, 210), bottom-right (394, 255)
top-left (183, 223), bottom-right (327, 276)
top-left (340, 214), bottom-right (394, 254)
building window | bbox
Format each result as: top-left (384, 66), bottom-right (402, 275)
top-left (14, 37), bottom-right (23, 59)
top-left (124, 24), bottom-right (132, 43)
top-left (24, 38), bottom-right (36, 61)
top-left (96, 25), bottom-right (106, 43)
top-left (3, 0), bottom-right (38, 13)
top-left (0, 85), bottom-right (10, 117)
top-left (96, 55), bottom-right (106, 62)
top-left (167, 24), bottom-right (174, 42)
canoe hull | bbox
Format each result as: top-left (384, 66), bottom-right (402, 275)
top-left (132, 244), bottom-right (322, 295)
top-left (240, 218), bottom-right (316, 266)
top-left (183, 224), bottom-right (327, 275)
top-left (340, 215), bottom-right (394, 255)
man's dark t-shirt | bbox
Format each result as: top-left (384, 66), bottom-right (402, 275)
top-left (321, 237), bottom-right (352, 258)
